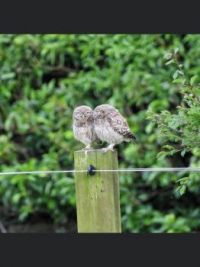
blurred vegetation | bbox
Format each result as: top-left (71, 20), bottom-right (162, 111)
top-left (0, 34), bottom-right (200, 232)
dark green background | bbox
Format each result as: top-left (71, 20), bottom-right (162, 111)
top-left (0, 34), bottom-right (200, 232)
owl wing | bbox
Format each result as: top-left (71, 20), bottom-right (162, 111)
top-left (107, 110), bottom-right (136, 140)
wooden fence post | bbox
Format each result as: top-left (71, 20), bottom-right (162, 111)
top-left (74, 149), bottom-right (121, 233)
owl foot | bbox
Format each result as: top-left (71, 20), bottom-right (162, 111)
top-left (83, 145), bottom-right (92, 156)
top-left (83, 145), bottom-right (92, 150)
top-left (101, 144), bottom-right (115, 153)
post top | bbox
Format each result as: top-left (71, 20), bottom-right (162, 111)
top-left (74, 149), bottom-right (117, 154)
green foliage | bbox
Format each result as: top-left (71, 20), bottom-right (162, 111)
top-left (148, 47), bottom-right (200, 198)
top-left (0, 34), bottom-right (200, 232)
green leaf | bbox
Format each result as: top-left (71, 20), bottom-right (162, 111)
top-left (1, 72), bottom-right (15, 80)
top-left (164, 52), bottom-right (172, 60)
top-left (190, 75), bottom-right (198, 86)
top-left (179, 185), bottom-right (186, 196)
top-left (181, 149), bottom-right (186, 157)
top-left (173, 70), bottom-right (179, 80)
top-left (165, 59), bottom-right (174, 65)
top-left (174, 48), bottom-right (179, 54)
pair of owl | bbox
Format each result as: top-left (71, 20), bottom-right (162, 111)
top-left (73, 104), bottom-right (136, 152)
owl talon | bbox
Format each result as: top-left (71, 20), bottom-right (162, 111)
top-left (101, 148), bottom-right (108, 153)
top-left (101, 145), bottom-right (115, 153)
top-left (83, 144), bottom-right (92, 150)
top-left (82, 145), bottom-right (93, 155)
top-left (82, 148), bottom-right (89, 151)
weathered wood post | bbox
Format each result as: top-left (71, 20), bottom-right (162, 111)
top-left (74, 149), bottom-right (121, 233)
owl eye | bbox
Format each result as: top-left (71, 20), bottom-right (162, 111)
top-left (74, 113), bottom-right (81, 119)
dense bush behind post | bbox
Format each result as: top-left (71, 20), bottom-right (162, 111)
top-left (0, 34), bottom-right (200, 232)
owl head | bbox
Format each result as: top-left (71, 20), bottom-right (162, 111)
top-left (94, 104), bottom-right (115, 119)
top-left (73, 105), bottom-right (93, 123)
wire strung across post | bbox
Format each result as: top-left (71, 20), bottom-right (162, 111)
top-left (0, 167), bottom-right (200, 176)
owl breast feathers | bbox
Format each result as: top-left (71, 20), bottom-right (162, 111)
top-left (93, 104), bottom-right (136, 146)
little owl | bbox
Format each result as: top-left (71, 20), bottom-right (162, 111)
top-left (93, 104), bottom-right (136, 152)
top-left (73, 105), bottom-right (96, 150)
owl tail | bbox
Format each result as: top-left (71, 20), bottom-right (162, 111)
top-left (125, 132), bottom-right (137, 142)
top-left (132, 134), bottom-right (137, 142)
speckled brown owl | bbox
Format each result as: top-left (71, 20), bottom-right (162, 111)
top-left (73, 105), bottom-right (97, 150)
top-left (93, 104), bottom-right (136, 152)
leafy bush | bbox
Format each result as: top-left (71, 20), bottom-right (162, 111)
top-left (148, 47), bottom-right (200, 198)
top-left (0, 34), bottom-right (200, 232)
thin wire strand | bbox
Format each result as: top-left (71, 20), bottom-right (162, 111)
top-left (0, 170), bottom-right (82, 175)
top-left (0, 167), bottom-right (200, 176)
top-left (98, 167), bottom-right (200, 172)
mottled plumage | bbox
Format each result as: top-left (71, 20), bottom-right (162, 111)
top-left (93, 104), bottom-right (136, 152)
top-left (73, 106), bottom-right (96, 150)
